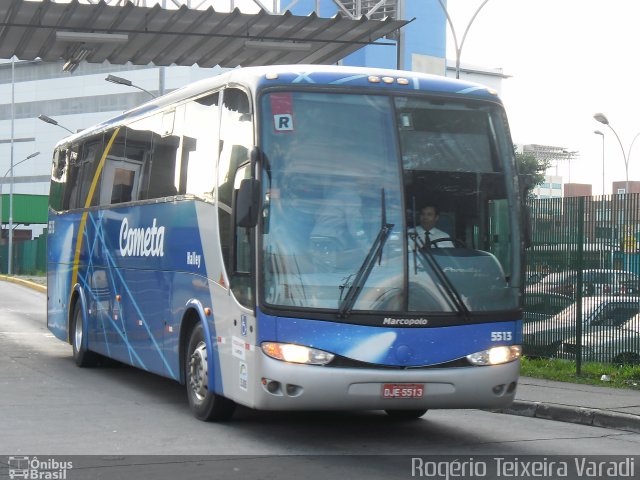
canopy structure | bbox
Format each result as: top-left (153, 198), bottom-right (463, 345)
top-left (0, 0), bottom-right (409, 70)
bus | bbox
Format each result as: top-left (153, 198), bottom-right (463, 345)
top-left (47, 65), bottom-right (523, 421)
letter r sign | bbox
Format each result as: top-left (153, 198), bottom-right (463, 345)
top-left (270, 93), bottom-right (294, 132)
top-left (274, 114), bottom-right (293, 131)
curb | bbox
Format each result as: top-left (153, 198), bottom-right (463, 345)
top-left (0, 275), bottom-right (47, 293)
top-left (495, 400), bottom-right (640, 434)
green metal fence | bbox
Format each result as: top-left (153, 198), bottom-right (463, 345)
top-left (524, 194), bottom-right (640, 367)
top-left (0, 234), bottom-right (47, 275)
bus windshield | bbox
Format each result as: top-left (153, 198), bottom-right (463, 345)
top-left (259, 91), bottom-right (520, 317)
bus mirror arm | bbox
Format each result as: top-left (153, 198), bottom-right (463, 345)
top-left (250, 146), bottom-right (263, 179)
top-left (522, 204), bottom-right (532, 249)
top-left (236, 179), bottom-right (261, 228)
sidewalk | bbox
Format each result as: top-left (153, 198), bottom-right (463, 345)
top-left (498, 376), bottom-right (640, 434)
top-left (0, 274), bottom-right (46, 292)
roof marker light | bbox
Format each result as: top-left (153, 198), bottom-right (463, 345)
top-left (397, 78), bottom-right (409, 85)
top-left (382, 76), bottom-right (394, 84)
top-left (265, 73), bottom-right (279, 80)
top-left (368, 76), bottom-right (381, 83)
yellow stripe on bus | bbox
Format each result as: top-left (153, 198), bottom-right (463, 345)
top-left (69, 127), bottom-right (121, 327)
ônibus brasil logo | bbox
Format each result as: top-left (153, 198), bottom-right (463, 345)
top-left (119, 217), bottom-right (165, 257)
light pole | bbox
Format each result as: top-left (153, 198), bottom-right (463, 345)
top-left (106, 74), bottom-right (157, 98)
top-left (1, 151), bottom-right (39, 275)
top-left (593, 112), bottom-right (632, 195)
top-left (594, 113), bottom-right (640, 272)
top-left (594, 130), bottom-right (604, 195)
top-left (38, 114), bottom-right (74, 134)
top-left (438, 0), bottom-right (491, 79)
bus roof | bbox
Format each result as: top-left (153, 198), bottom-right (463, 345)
top-left (55, 64), bottom-right (503, 147)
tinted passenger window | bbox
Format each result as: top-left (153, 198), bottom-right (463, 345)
top-left (181, 93), bottom-right (219, 198)
top-left (217, 88), bottom-right (253, 307)
top-left (50, 149), bottom-right (67, 212)
top-left (100, 128), bottom-right (146, 205)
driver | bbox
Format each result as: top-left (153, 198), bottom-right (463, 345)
top-left (413, 205), bottom-right (454, 248)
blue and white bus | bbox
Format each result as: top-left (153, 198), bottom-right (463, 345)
top-left (47, 65), bottom-right (523, 421)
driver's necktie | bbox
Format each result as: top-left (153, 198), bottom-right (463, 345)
top-left (425, 231), bottom-right (430, 247)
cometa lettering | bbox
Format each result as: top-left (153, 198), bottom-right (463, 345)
top-left (119, 217), bottom-right (165, 257)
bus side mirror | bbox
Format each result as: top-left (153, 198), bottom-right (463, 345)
top-left (236, 179), bottom-right (260, 228)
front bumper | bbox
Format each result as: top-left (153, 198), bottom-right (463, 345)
top-left (251, 354), bottom-right (520, 411)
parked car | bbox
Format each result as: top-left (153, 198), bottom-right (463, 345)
top-left (557, 314), bottom-right (640, 365)
top-left (522, 296), bottom-right (640, 357)
top-left (525, 269), bottom-right (640, 298)
top-left (523, 292), bottom-right (573, 324)
top-left (525, 271), bottom-right (548, 285)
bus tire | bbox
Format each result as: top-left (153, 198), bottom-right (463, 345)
top-left (71, 301), bottom-right (97, 367)
top-left (185, 323), bottom-right (236, 421)
top-left (384, 409), bottom-right (428, 420)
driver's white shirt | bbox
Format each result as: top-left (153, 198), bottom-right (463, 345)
top-left (412, 225), bottom-right (454, 247)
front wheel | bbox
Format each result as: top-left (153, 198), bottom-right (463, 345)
top-left (185, 323), bottom-right (236, 421)
top-left (384, 409), bottom-right (428, 420)
top-left (71, 302), bottom-right (97, 367)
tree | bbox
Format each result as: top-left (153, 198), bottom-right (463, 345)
top-left (516, 150), bottom-right (550, 198)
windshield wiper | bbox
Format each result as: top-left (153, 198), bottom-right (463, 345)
top-left (415, 247), bottom-right (471, 321)
top-left (338, 189), bottom-right (394, 318)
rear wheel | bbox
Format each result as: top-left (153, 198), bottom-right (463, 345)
top-left (185, 323), bottom-right (236, 421)
top-left (71, 302), bottom-right (97, 367)
top-left (384, 409), bottom-right (428, 420)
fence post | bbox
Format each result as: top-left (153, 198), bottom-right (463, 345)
top-left (575, 197), bottom-right (585, 376)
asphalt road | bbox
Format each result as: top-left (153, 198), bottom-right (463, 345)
top-left (1, 281), bottom-right (639, 479)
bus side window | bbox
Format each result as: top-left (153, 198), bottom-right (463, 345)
top-left (180, 93), bottom-right (219, 198)
top-left (76, 136), bottom-right (105, 208)
top-left (127, 114), bottom-right (180, 201)
top-left (50, 148), bottom-right (68, 212)
top-left (218, 87), bottom-right (254, 307)
top-left (234, 163), bottom-right (252, 274)
top-left (65, 144), bottom-right (82, 210)
top-left (100, 127), bottom-right (146, 205)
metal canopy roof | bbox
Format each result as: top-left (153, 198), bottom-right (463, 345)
top-left (0, 0), bottom-right (409, 68)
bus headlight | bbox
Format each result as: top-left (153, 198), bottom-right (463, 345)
top-left (261, 342), bottom-right (335, 365)
top-left (467, 345), bottom-right (522, 366)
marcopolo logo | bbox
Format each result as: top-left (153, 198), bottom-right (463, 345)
top-left (383, 317), bottom-right (429, 326)
top-left (119, 217), bottom-right (165, 258)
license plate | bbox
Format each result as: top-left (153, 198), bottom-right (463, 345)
top-left (382, 383), bottom-right (424, 399)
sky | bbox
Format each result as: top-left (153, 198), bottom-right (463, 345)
top-left (445, 0), bottom-right (640, 195)
top-left (164, 0), bottom-right (640, 195)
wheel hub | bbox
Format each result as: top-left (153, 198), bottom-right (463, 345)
top-left (189, 342), bottom-right (208, 401)
top-left (74, 313), bottom-right (83, 352)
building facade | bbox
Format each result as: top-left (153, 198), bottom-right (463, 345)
top-left (564, 183), bottom-right (593, 198)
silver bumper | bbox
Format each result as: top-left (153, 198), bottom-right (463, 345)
top-left (251, 354), bottom-right (520, 411)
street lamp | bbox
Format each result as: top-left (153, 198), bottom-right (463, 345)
top-left (38, 114), bottom-right (74, 134)
top-left (438, 0), bottom-right (491, 79)
top-left (594, 130), bottom-right (605, 195)
top-left (106, 74), bottom-right (157, 98)
top-left (1, 151), bottom-right (40, 275)
top-left (593, 112), bottom-right (639, 195)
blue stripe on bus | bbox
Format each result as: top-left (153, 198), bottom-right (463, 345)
top-left (257, 310), bottom-right (522, 367)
